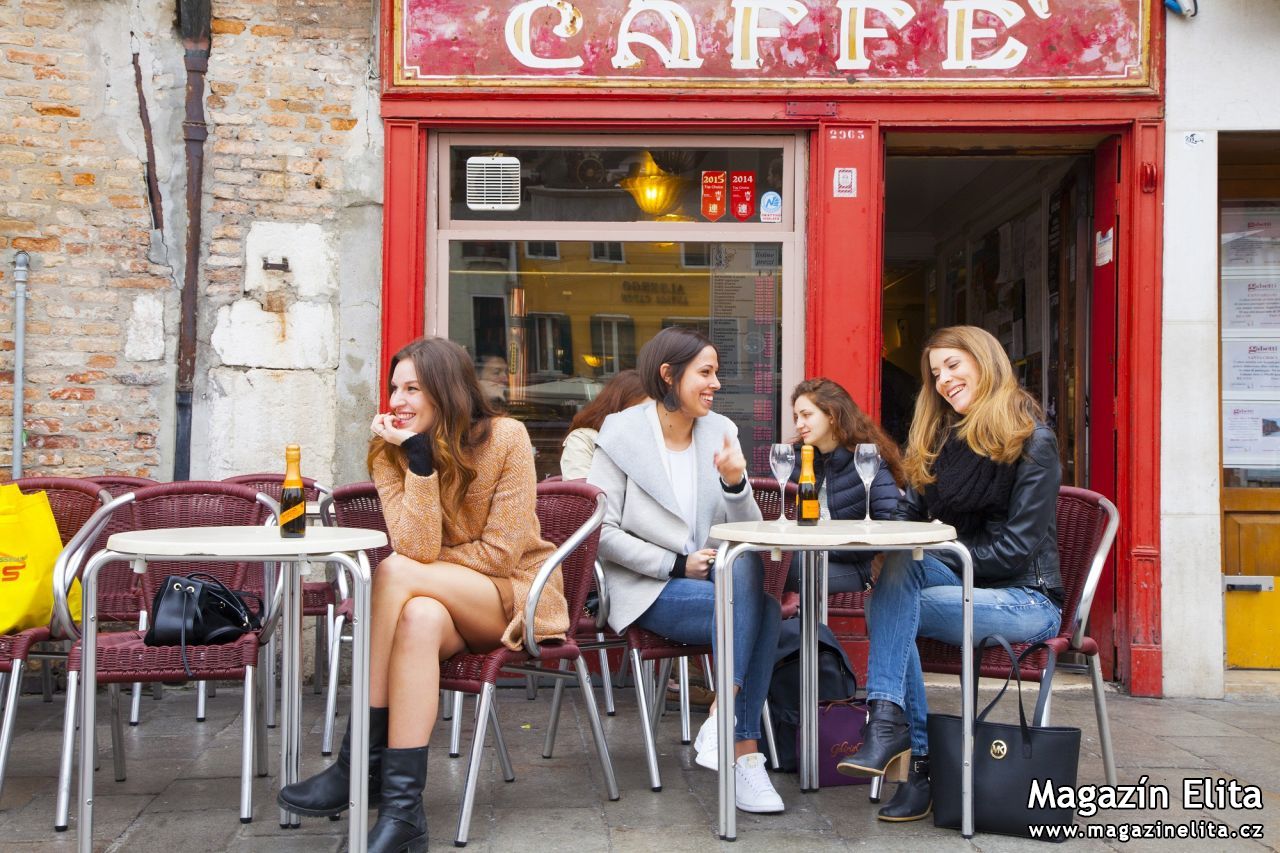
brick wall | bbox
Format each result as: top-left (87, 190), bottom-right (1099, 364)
top-left (1, 0), bottom-right (381, 482)
top-left (1, 0), bottom-right (172, 476)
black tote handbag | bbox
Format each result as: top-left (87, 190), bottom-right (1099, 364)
top-left (143, 572), bottom-right (263, 678)
top-left (928, 634), bottom-right (1081, 841)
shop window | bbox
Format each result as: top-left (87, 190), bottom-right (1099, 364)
top-left (525, 240), bottom-right (559, 260)
top-left (438, 133), bottom-right (800, 479)
top-left (590, 314), bottom-right (636, 376)
top-left (591, 242), bottom-right (625, 263)
top-left (447, 142), bottom-right (788, 225)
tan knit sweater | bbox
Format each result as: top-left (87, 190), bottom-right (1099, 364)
top-left (370, 417), bottom-right (568, 650)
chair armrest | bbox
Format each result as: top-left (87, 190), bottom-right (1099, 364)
top-left (592, 560), bottom-right (611, 631)
top-left (317, 488), bottom-right (335, 527)
top-left (52, 491), bottom-right (137, 641)
top-left (523, 493), bottom-right (606, 658)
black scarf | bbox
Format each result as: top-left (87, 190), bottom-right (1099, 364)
top-left (923, 434), bottom-right (1017, 536)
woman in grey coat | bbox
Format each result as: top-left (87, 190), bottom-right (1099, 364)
top-left (587, 326), bottom-right (784, 815)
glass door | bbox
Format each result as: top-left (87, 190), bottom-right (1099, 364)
top-left (431, 133), bottom-right (806, 480)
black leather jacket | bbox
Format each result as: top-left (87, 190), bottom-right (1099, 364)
top-left (893, 424), bottom-right (1063, 601)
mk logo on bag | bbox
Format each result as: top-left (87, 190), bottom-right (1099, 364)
top-left (991, 740), bottom-right (1008, 759)
top-left (0, 553), bottom-right (29, 582)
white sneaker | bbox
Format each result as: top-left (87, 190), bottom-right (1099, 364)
top-left (694, 713), bottom-right (718, 770)
top-left (735, 753), bottom-right (785, 813)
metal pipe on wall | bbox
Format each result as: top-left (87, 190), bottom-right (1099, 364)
top-left (173, 0), bottom-right (211, 480)
top-left (10, 250), bottom-right (30, 479)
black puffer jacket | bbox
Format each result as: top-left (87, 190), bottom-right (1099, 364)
top-left (893, 424), bottom-right (1063, 599)
top-left (792, 444), bottom-right (901, 583)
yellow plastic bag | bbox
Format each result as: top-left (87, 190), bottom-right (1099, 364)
top-left (0, 484), bottom-right (82, 634)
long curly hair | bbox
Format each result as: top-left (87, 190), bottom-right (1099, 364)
top-left (902, 325), bottom-right (1040, 489)
top-left (790, 378), bottom-right (905, 487)
top-left (367, 337), bottom-right (497, 529)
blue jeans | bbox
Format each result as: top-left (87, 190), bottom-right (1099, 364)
top-left (634, 552), bottom-right (780, 742)
top-left (865, 552), bottom-right (1061, 755)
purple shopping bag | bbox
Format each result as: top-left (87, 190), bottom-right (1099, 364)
top-left (804, 698), bottom-right (871, 787)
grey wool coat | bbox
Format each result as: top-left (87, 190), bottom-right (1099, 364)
top-left (586, 402), bottom-right (763, 633)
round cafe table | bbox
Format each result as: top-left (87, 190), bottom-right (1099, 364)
top-left (72, 525), bottom-right (386, 853)
top-left (708, 519), bottom-right (976, 841)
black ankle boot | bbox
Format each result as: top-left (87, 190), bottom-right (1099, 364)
top-left (836, 700), bottom-right (911, 778)
top-left (877, 755), bottom-right (931, 821)
top-left (277, 707), bottom-right (388, 817)
top-left (368, 746), bottom-right (429, 853)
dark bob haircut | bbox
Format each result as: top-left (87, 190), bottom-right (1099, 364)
top-left (636, 326), bottom-right (718, 411)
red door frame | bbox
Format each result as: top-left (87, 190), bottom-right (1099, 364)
top-left (378, 100), bottom-right (1166, 698)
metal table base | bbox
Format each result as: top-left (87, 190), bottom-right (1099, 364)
top-left (712, 538), bottom-right (975, 841)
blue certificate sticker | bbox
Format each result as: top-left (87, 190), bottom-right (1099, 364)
top-left (759, 191), bottom-right (782, 224)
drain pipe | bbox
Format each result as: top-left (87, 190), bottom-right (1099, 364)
top-left (173, 0), bottom-right (211, 480)
top-left (10, 250), bottom-right (29, 479)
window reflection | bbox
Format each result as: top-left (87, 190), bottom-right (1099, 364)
top-left (448, 240), bottom-right (783, 478)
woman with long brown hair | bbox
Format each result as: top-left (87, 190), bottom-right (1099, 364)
top-left (278, 337), bottom-right (569, 853)
top-left (836, 326), bottom-right (1063, 825)
top-left (787, 377), bottom-right (903, 593)
top-left (560, 369), bottom-right (647, 479)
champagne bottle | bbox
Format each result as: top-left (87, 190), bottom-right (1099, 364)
top-left (797, 444), bottom-right (819, 527)
top-left (280, 444), bottom-right (306, 538)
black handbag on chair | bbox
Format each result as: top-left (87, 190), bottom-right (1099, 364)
top-left (928, 634), bottom-right (1081, 841)
top-left (143, 573), bottom-right (263, 677)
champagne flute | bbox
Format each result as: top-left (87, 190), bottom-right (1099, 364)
top-left (854, 443), bottom-right (880, 524)
top-left (768, 443), bottom-right (795, 524)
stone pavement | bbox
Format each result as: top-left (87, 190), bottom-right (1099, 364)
top-left (0, 674), bottom-right (1276, 852)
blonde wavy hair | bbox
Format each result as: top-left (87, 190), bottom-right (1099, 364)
top-left (902, 325), bottom-right (1041, 488)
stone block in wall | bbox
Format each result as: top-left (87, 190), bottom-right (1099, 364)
top-left (211, 299), bottom-right (337, 370)
top-left (243, 221), bottom-right (336, 299)
top-left (124, 294), bottom-right (165, 362)
top-left (204, 367), bottom-right (336, 480)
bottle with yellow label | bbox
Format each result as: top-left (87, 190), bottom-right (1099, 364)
top-left (797, 444), bottom-right (819, 526)
top-left (280, 444), bottom-right (306, 538)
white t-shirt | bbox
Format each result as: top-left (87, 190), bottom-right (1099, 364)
top-left (646, 402), bottom-right (700, 554)
top-left (666, 443), bottom-right (699, 555)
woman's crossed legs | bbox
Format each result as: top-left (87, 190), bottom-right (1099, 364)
top-left (369, 554), bottom-right (510, 748)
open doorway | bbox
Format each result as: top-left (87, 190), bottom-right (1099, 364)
top-left (880, 132), bottom-right (1117, 675)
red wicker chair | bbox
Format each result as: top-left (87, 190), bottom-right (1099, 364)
top-left (441, 479), bottom-right (617, 847)
top-left (52, 481), bottom-right (277, 829)
top-left (868, 486), bottom-right (1121, 802)
top-left (578, 477), bottom-right (787, 793)
top-left (316, 481), bottom-right (394, 755)
top-left (0, 478), bottom-right (106, 804)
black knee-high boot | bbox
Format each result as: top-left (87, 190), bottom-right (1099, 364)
top-left (368, 746), bottom-right (429, 853)
top-left (836, 700), bottom-right (911, 778)
top-left (277, 707), bottom-right (388, 817)
top-left (877, 754), bottom-right (931, 821)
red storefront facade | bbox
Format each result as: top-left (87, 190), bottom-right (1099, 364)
top-left (377, 0), bottom-right (1166, 695)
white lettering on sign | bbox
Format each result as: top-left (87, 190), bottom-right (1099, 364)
top-left (496, 0), bottom-right (1061, 75)
top-left (941, 0), bottom-right (1027, 70)
top-left (836, 0), bottom-right (916, 71)
top-left (730, 0), bottom-right (809, 70)
top-left (612, 0), bottom-right (704, 69)
top-left (505, 0), bottom-right (585, 69)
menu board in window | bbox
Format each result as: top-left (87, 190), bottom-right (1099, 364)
top-left (1222, 204), bottom-right (1280, 469)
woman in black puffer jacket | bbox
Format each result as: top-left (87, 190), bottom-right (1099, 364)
top-left (786, 378), bottom-right (905, 593)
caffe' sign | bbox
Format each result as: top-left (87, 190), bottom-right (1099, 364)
top-left (393, 0), bottom-right (1150, 89)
